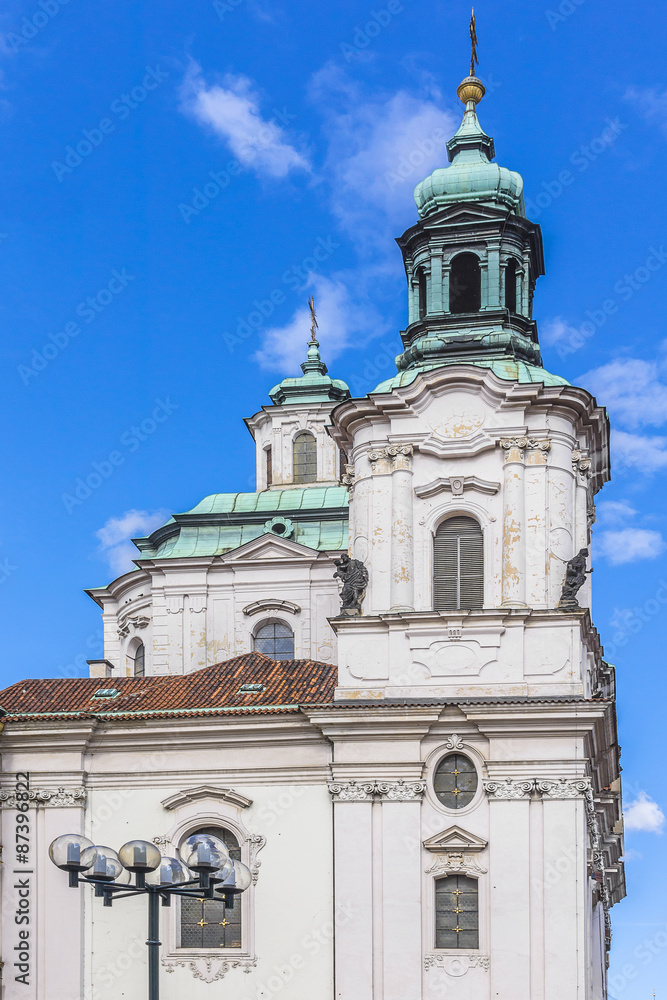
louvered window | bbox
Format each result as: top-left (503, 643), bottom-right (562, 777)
top-left (293, 432), bottom-right (317, 484)
top-left (433, 516), bottom-right (484, 610)
top-left (435, 875), bottom-right (479, 949)
top-left (433, 753), bottom-right (478, 809)
top-left (180, 827), bottom-right (242, 949)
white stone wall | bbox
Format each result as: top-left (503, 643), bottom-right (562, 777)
top-left (246, 400), bottom-right (342, 490)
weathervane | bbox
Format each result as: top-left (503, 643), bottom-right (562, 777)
top-left (308, 295), bottom-right (318, 343)
top-left (469, 8), bottom-right (479, 77)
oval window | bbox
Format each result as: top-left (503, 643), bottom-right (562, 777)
top-left (433, 753), bottom-right (478, 808)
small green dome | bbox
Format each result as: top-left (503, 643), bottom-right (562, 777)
top-left (414, 100), bottom-right (525, 219)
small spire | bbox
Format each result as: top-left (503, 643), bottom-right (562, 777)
top-left (301, 296), bottom-right (327, 376)
top-left (456, 9), bottom-right (486, 109)
top-left (469, 7), bottom-right (478, 78)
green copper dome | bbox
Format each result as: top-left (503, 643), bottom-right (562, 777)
top-left (371, 358), bottom-right (569, 395)
top-left (413, 88), bottom-right (525, 219)
top-left (269, 334), bottom-right (350, 405)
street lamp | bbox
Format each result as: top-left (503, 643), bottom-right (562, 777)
top-left (49, 831), bottom-right (252, 999)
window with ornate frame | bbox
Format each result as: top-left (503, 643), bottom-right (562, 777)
top-left (433, 516), bottom-right (484, 611)
top-left (433, 753), bottom-right (479, 810)
top-left (180, 826), bottom-right (242, 949)
top-left (435, 874), bottom-right (479, 949)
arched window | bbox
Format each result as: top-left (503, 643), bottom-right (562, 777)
top-left (133, 643), bottom-right (145, 677)
top-left (253, 621), bottom-right (294, 660)
top-left (435, 875), bottom-right (479, 949)
top-left (433, 753), bottom-right (478, 809)
top-left (449, 253), bottom-right (481, 313)
top-left (293, 431), bottom-right (317, 484)
top-left (433, 516), bottom-right (483, 611)
top-left (418, 270), bottom-right (427, 319)
top-left (505, 259), bottom-right (517, 312)
top-left (265, 446), bottom-right (272, 487)
top-left (180, 827), bottom-right (242, 950)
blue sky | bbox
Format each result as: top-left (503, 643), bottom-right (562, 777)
top-left (0, 0), bottom-right (665, 990)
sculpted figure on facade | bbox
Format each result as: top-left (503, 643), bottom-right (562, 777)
top-left (557, 546), bottom-right (590, 610)
top-left (333, 553), bottom-right (369, 615)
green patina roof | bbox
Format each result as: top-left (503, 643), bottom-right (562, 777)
top-left (133, 486), bottom-right (349, 561)
top-left (371, 357), bottom-right (570, 394)
top-left (269, 336), bottom-right (350, 405)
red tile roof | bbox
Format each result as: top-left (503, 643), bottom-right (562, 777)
top-left (0, 653), bottom-right (337, 721)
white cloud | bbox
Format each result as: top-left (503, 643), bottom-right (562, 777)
top-left (612, 429), bottom-right (667, 474)
top-left (596, 528), bottom-right (665, 566)
top-left (596, 500), bottom-right (638, 526)
top-left (180, 63), bottom-right (310, 178)
top-left (624, 791), bottom-right (665, 834)
top-left (311, 65), bottom-right (458, 246)
top-left (253, 272), bottom-right (385, 372)
top-left (625, 85), bottom-right (667, 138)
top-left (541, 316), bottom-right (581, 347)
top-left (579, 358), bottom-right (667, 429)
top-left (96, 509), bottom-right (169, 578)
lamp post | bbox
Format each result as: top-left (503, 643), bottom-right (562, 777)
top-left (49, 831), bottom-right (252, 1000)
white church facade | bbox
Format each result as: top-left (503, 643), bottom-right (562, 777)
top-left (0, 71), bottom-right (624, 1000)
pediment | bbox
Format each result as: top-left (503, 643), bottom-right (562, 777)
top-left (423, 825), bottom-right (487, 853)
top-left (219, 532), bottom-right (324, 564)
top-left (414, 475), bottom-right (500, 499)
top-left (162, 785), bottom-right (252, 810)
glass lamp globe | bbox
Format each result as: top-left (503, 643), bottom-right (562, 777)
top-left (118, 840), bottom-right (162, 872)
top-left (217, 859), bottom-right (252, 895)
top-left (82, 846), bottom-right (123, 882)
top-left (181, 833), bottom-right (230, 873)
top-left (145, 857), bottom-right (191, 887)
top-left (211, 857), bottom-right (234, 883)
top-left (49, 834), bottom-right (97, 871)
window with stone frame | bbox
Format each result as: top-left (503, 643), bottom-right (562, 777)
top-left (180, 827), bottom-right (242, 949)
top-left (433, 516), bottom-right (484, 611)
top-left (435, 874), bottom-right (479, 949)
top-left (433, 752), bottom-right (478, 809)
top-left (253, 621), bottom-right (295, 660)
top-left (133, 642), bottom-right (145, 677)
top-left (293, 431), bottom-right (317, 484)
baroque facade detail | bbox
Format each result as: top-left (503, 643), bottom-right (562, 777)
top-left (328, 780), bottom-right (426, 801)
top-left (367, 444), bottom-right (413, 472)
top-left (163, 956), bottom-right (257, 983)
top-left (424, 954), bottom-right (490, 974)
top-left (425, 853), bottom-right (487, 877)
top-left (484, 777), bottom-right (592, 799)
top-left (0, 787), bottom-right (87, 808)
top-left (499, 436), bottom-right (551, 458)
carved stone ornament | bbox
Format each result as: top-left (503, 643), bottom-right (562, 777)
top-left (246, 833), bottom-right (267, 885)
top-left (0, 787), bottom-right (87, 808)
top-left (163, 957), bottom-right (256, 983)
top-left (189, 595), bottom-right (206, 614)
top-left (425, 852), bottom-right (487, 878)
top-left (166, 596), bottom-right (183, 614)
top-left (424, 954), bottom-right (490, 974)
top-left (119, 614), bottom-right (150, 636)
top-left (443, 733), bottom-right (465, 750)
top-left (368, 444), bottom-right (413, 472)
top-left (500, 437), bottom-right (551, 460)
top-left (375, 780), bottom-right (427, 801)
top-left (572, 449), bottom-right (592, 480)
top-left (328, 781), bottom-right (375, 801)
top-left (536, 778), bottom-right (591, 799)
top-left (341, 463), bottom-right (355, 488)
top-left (483, 778), bottom-right (534, 799)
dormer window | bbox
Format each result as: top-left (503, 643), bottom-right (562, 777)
top-left (450, 253), bottom-right (481, 313)
top-left (293, 431), bottom-right (317, 484)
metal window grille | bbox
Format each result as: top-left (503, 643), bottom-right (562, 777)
top-left (133, 643), bottom-right (145, 677)
top-left (435, 874), bottom-right (479, 949)
top-left (180, 827), bottom-right (242, 949)
top-left (433, 752), bottom-right (478, 809)
top-left (253, 622), bottom-right (295, 660)
top-left (433, 516), bottom-right (483, 611)
top-left (293, 432), bottom-right (317, 484)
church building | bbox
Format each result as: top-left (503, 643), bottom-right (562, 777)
top-left (0, 65), bottom-right (624, 1000)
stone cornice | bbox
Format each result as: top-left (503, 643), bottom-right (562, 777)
top-left (0, 786), bottom-right (87, 808)
top-left (328, 780), bottom-right (426, 801)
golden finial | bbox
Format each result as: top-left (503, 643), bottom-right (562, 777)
top-left (457, 8), bottom-right (486, 107)
top-left (308, 296), bottom-right (318, 343)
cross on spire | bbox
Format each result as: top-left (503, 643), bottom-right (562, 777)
top-left (308, 296), bottom-right (319, 343)
top-left (469, 8), bottom-right (479, 77)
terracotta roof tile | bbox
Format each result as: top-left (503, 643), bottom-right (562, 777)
top-left (0, 653), bottom-right (337, 721)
